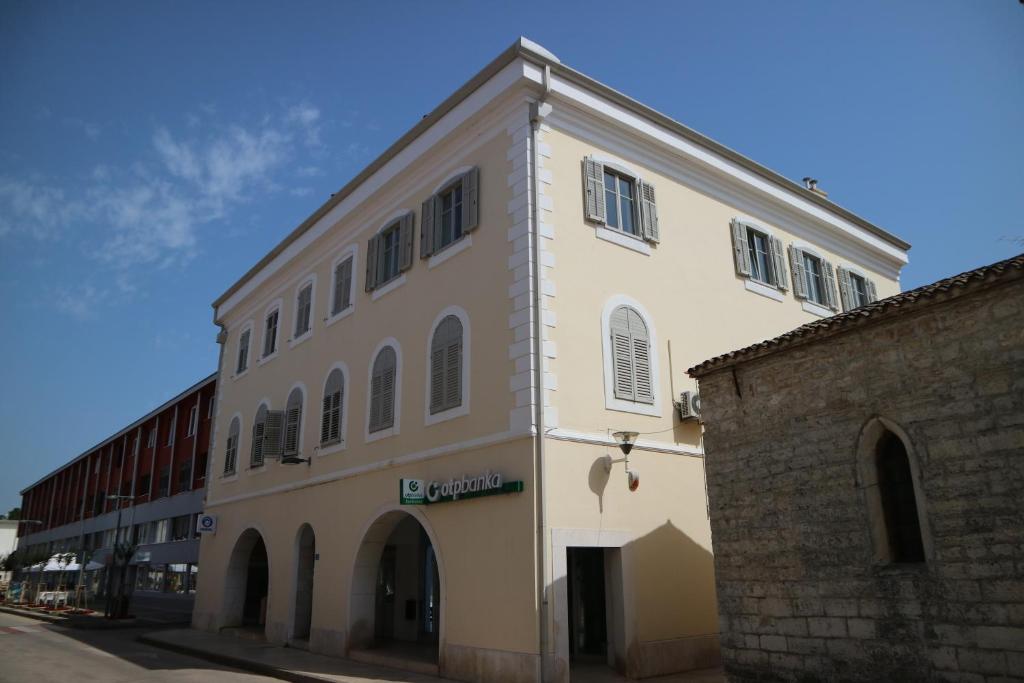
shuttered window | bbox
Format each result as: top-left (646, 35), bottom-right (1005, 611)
top-left (366, 212), bottom-right (415, 291)
top-left (283, 388), bottom-right (303, 456)
top-left (224, 417), bottom-right (239, 474)
top-left (369, 347), bottom-right (397, 433)
top-left (320, 369), bottom-right (344, 446)
top-left (236, 329), bottom-right (250, 374)
top-left (790, 246), bottom-right (839, 311)
top-left (730, 220), bottom-right (789, 291)
top-left (332, 256), bottom-right (353, 315)
top-left (295, 284), bottom-right (312, 338)
top-left (609, 306), bottom-right (654, 404)
top-left (582, 157), bottom-right (659, 243)
top-left (429, 316), bottom-right (463, 415)
top-left (420, 168), bottom-right (480, 259)
top-left (836, 266), bottom-right (879, 311)
top-left (251, 405), bottom-right (267, 467)
top-left (263, 309), bottom-right (279, 357)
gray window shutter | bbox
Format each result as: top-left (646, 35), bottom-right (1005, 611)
top-left (320, 394), bottom-right (332, 445)
top-left (430, 315), bottom-right (463, 414)
top-left (365, 236), bottom-right (378, 292)
top-left (731, 220), bottom-right (751, 277)
top-left (321, 370), bottom-right (343, 445)
top-left (583, 157), bottom-right (606, 224)
top-left (420, 197), bottom-right (435, 259)
top-left (789, 245), bottom-right (808, 300)
top-left (610, 307), bottom-right (635, 401)
top-left (237, 330), bottom-right (250, 373)
top-left (822, 259), bottom-right (839, 311)
top-left (399, 211), bottom-right (415, 272)
top-left (866, 278), bottom-right (878, 303)
top-left (251, 422), bottom-right (265, 467)
top-left (462, 167), bottom-right (480, 232)
top-left (836, 266), bottom-right (852, 311)
top-left (263, 410), bottom-right (284, 460)
top-left (429, 346), bottom-right (445, 414)
top-left (770, 236), bottom-right (789, 290)
top-left (638, 180), bottom-right (659, 243)
top-left (370, 348), bottom-right (397, 433)
top-left (283, 390), bottom-right (302, 456)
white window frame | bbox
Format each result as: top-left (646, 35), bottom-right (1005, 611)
top-left (791, 241), bottom-right (834, 317)
top-left (588, 155), bottom-right (649, 250)
top-left (317, 362), bottom-right (350, 457)
top-left (290, 275), bottom-right (316, 349)
top-left (423, 306), bottom-right (471, 426)
top-left (600, 295), bottom-right (661, 417)
top-left (260, 299), bottom-right (283, 363)
top-left (840, 263), bottom-right (874, 310)
top-left (326, 245), bottom-right (358, 327)
top-left (186, 404), bottom-right (199, 437)
top-left (733, 217), bottom-right (787, 302)
top-left (365, 337), bottom-right (403, 443)
top-left (234, 321), bottom-right (254, 378)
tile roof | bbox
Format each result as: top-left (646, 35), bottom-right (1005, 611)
top-left (687, 253), bottom-right (1024, 378)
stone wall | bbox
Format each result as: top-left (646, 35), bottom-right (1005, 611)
top-left (694, 273), bottom-right (1024, 681)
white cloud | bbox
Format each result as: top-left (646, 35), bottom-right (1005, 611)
top-left (53, 284), bottom-right (106, 320)
top-left (0, 178), bottom-right (87, 240)
top-left (290, 187), bottom-right (314, 197)
top-left (296, 165), bottom-right (321, 177)
top-left (286, 102), bottom-right (322, 147)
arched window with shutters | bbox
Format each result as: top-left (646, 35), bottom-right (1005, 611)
top-left (320, 367), bottom-right (346, 447)
top-left (366, 340), bottom-right (401, 440)
top-left (251, 403), bottom-right (269, 468)
top-left (283, 386), bottom-right (304, 456)
top-left (224, 415), bottom-right (241, 475)
top-left (601, 297), bottom-right (660, 416)
top-left (430, 315), bottom-right (463, 414)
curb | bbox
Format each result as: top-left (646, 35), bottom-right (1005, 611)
top-left (138, 633), bottom-right (328, 683)
top-left (0, 605), bottom-right (67, 624)
top-left (0, 603), bottom-right (145, 630)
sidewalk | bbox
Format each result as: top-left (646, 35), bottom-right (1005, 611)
top-left (140, 628), bottom-right (726, 683)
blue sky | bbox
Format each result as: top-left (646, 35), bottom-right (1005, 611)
top-left (1, 1), bottom-right (1022, 513)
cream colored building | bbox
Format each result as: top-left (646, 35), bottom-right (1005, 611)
top-left (192, 38), bottom-right (910, 682)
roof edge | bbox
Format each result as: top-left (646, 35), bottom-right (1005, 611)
top-left (19, 372), bottom-right (217, 496)
top-left (688, 253), bottom-right (1024, 378)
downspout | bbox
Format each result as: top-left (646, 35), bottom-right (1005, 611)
top-left (209, 324), bottom-right (228, 499)
top-left (530, 63), bottom-right (552, 683)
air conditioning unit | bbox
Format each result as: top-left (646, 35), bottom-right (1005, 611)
top-left (676, 391), bottom-right (701, 421)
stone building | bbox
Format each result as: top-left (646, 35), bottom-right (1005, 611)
top-left (688, 254), bottom-right (1024, 682)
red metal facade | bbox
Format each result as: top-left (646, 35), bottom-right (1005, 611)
top-left (17, 375), bottom-right (216, 537)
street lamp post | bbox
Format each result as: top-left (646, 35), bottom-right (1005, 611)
top-left (102, 495), bottom-right (134, 618)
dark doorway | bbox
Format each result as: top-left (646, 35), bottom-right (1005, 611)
top-left (293, 525), bottom-right (315, 641)
top-left (567, 547), bottom-right (608, 662)
top-left (372, 516), bottom-right (439, 651)
top-left (243, 536), bottom-right (268, 626)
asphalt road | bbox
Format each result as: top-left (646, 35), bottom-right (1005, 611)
top-left (0, 612), bottom-right (276, 683)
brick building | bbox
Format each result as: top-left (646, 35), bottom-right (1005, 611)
top-left (16, 373), bottom-right (216, 596)
top-left (688, 254), bottom-right (1024, 681)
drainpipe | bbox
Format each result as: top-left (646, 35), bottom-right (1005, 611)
top-left (530, 63), bottom-right (552, 683)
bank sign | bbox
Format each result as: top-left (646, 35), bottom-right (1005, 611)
top-left (400, 470), bottom-right (523, 505)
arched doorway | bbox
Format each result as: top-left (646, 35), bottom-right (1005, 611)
top-left (349, 510), bottom-right (442, 670)
top-left (292, 524), bottom-right (316, 642)
top-left (222, 528), bottom-right (270, 632)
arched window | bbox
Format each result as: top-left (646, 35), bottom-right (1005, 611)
top-left (321, 369), bottom-right (344, 446)
top-left (224, 417), bottom-right (240, 474)
top-left (876, 431), bottom-right (925, 563)
top-left (609, 305), bottom-right (653, 404)
top-left (430, 315), bottom-right (463, 414)
top-left (283, 388), bottom-right (303, 456)
top-left (369, 347), bottom-right (397, 433)
top-left (251, 404), bottom-right (268, 467)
